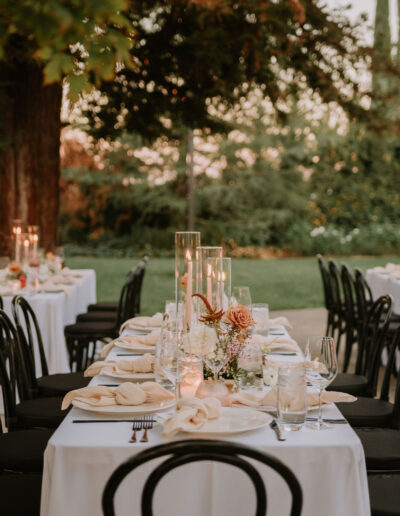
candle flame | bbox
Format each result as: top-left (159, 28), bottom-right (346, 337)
top-left (15, 227), bottom-right (21, 235)
top-left (222, 271), bottom-right (226, 281)
top-left (207, 264), bottom-right (212, 276)
top-left (23, 239), bottom-right (29, 247)
top-left (33, 234), bottom-right (38, 242)
top-left (186, 249), bottom-right (192, 261)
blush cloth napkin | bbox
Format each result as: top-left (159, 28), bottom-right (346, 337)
top-left (101, 331), bottom-right (160, 358)
top-left (251, 334), bottom-right (301, 354)
top-left (372, 263), bottom-right (400, 275)
top-left (269, 316), bottom-right (292, 329)
top-left (162, 397), bottom-right (221, 438)
top-left (84, 354), bottom-right (155, 377)
top-left (120, 313), bottom-right (163, 332)
top-left (224, 389), bottom-right (356, 409)
top-left (62, 382), bottom-right (174, 410)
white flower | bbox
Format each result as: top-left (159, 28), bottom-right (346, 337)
top-left (263, 367), bottom-right (278, 387)
top-left (184, 325), bottom-right (218, 357)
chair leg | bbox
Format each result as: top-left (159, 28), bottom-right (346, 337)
top-left (342, 326), bottom-right (356, 373)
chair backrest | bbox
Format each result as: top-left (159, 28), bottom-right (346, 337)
top-left (356, 294), bottom-right (393, 395)
top-left (0, 309), bottom-right (31, 432)
top-left (316, 255), bottom-right (333, 311)
top-left (0, 296), bottom-right (3, 310)
top-left (328, 259), bottom-right (343, 316)
top-left (116, 268), bottom-right (141, 328)
top-left (134, 258), bottom-right (148, 314)
top-left (340, 264), bottom-right (356, 324)
top-left (102, 439), bottom-right (303, 516)
top-left (11, 296), bottom-right (49, 396)
top-left (354, 268), bottom-right (372, 322)
top-left (380, 326), bottom-right (400, 407)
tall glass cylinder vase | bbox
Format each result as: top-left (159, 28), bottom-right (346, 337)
top-left (11, 219), bottom-right (23, 264)
top-left (175, 231), bottom-right (201, 330)
top-left (21, 233), bottom-right (30, 265)
top-left (207, 257), bottom-right (232, 311)
top-left (196, 246), bottom-right (223, 316)
top-left (28, 225), bottom-right (39, 262)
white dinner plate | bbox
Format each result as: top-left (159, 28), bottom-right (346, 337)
top-left (115, 343), bottom-right (156, 354)
top-left (99, 371), bottom-right (155, 381)
top-left (185, 407), bottom-right (272, 435)
top-left (72, 398), bottom-right (175, 415)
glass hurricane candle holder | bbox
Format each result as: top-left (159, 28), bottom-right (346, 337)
top-left (175, 231), bottom-right (201, 329)
top-left (28, 226), bottom-right (39, 262)
top-left (21, 233), bottom-right (31, 265)
top-left (11, 219), bottom-right (23, 264)
top-left (207, 257), bottom-right (231, 310)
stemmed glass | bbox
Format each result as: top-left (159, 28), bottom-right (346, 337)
top-left (204, 344), bottom-right (228, 382)
top-left (231, 286), bottom-right (252, 309)
top-left (304, 336), bottom-right (337, 430)
top-left (158, 330), bottom-right (186, 401)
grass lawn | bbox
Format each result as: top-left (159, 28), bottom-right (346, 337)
top-left (65, 255), bottom-right (399, 315)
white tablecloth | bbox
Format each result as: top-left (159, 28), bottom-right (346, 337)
top-left (366, 269), bottom-right (400, 315)
top-left (41, 327), bottom-right (370, 516)
top-left (2, 269), bottom-right (96, 374)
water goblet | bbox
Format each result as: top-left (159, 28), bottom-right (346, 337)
top-left (304, 336), bottom-right (337, 430)
top-left (231, 286), bottom-right (252, 309)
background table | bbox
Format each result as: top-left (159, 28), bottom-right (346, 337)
top-left (366, 268), bottom-right (400, 315)
top-left (2, 269), bottom-right (96, 374)
top-left (41, 326), bottom-right (370, 516)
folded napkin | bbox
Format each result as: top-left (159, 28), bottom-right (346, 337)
top-left (251, 334), bottom-right (301, 354)
top-left (226, 389), bottom-right (356, 409)
top-left (84, 354), bottom-right (155, 377)
top-left (389, 271), bottom-right (400, 280)
top-left (41, 282), bottom-right (73, 297)
top-left (373, 263), bottom-right (400, 275)
top-left (62, 381), bottom-right (174, 410)
top-left (101, 331), bottom-right (160, 358)
top-left (162, 397), bottom-right (221, 437)
top-left (269, 316), bottom-right (292, 329)
top-left (120, 312), bottom-right (163, 332)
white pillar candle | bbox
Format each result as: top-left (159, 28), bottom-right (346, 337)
top-left (32, 234), bottom-right (38, 260)
top-left (186, 250), bottom-right (193, 328)
top-left (23, 237), bottom-right (30, 263)
top-left (206, 264), bottom-right (212, 304)
top-left (15, 227), bottom-right (21, 263)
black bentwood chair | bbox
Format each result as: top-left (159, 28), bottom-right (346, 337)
top-left (12, 295), bottom-right (90, 397)
top-left (317, 255), bottom-right (335, 336)
top-left (0, 309), bottom-right (67, 430)
top-left (102, 440), bottom-right (303, 516)
top-left (327, 294), bottom-right (393, 398)
top-left (64, 268), bottom-right (141, 371)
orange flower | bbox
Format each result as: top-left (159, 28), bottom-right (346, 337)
top-left (225, 305), bottom-right (255, 331)
top-left (9, 262), bottom-right (21, 275)
top-left (180, 272), bottom-right (188, 287)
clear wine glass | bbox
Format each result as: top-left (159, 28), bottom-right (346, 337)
top-left (231, 286), bottom-right (252, 309)
top-left (159, 330), bottom-right (186, 401)
top-left (304, 336), bottom-right (337, 430)
top-left (204, 345), bottom-right (229, 382)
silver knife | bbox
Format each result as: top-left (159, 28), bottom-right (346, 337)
top-left (270, 419), bottom-right (286, 441)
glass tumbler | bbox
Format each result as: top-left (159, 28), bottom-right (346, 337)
top-left (277, 363), bottom-right (307, 431)
top-left (252, 303), bottom-right (269, 336)
top-left (238, 341), bottom-right (264, 390)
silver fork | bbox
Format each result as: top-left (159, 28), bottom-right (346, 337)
top-left (140, 416), bottom-right (154, 443)
top-left (129, 420), bottom-right (143, 443)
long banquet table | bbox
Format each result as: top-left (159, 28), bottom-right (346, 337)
top-left (40, 325), bottom-right (370, 516)
top-left (366, 267), bottom-right (400, 315)
top-left (1, 269), bottom-right (96, 374)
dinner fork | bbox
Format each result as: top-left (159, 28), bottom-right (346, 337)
top-left (129, 420), bottom-right (143, 443)
top-left (140, 416), bottom-right (154, 443)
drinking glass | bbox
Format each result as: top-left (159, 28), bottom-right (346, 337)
top-left (231, 286), bottom-right (252, 309)
top-left (159, 330), bottom-right (186, 400)
top-left (304, 336), bottom-right (337, 430)
top-left (278, 363), bottom-right (307, 431)
top-left (238, 341), bottom-right (264, 390)
top-left (252, 303), bottom-right (269, 335)
top-left (204, 345), bottom-right (229, 382)
top-left (164, 300), bottom-right (185, 331)
top-left (154, 328), bottom-right (173, 389)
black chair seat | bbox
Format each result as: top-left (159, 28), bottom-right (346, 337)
top-left (368, 473), bottom-right (400, 516)
top-left (0, 428), bottom-right (53, 472)
top-left (327, 373), bottom-right (369, 396)
top-left (355, 428), bottom-right (400, 470)
top-left (337, 397), bottom-right (393, 427)
top-left (76, 311), bottom-right (117, 323)
top-left (0, 473), bottom-right (42, 516)
top-left (88, 302), bottom-right (118, 312)
top-left (64, 321), bottom-right (116, 337)
top-left (16, 396), bottom-right (67, 429)
top-left (37, 372), bottom-right (90, 398)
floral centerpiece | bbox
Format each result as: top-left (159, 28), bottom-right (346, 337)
top-left (6, 262), bottom-right (27, 287)
top-left (186, 293), bottom-right (255, 382)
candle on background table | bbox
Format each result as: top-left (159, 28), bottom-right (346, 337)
top-left (14, 226), bottom-right (21, 263)
top-left (32, 234), bottom-right (38, 260)
top-left (206, 263), bottom-right (212, 304)
top-left (186, 249), bottom-right (193, 328)
top-left (23, 236), bottom-right (30, 264)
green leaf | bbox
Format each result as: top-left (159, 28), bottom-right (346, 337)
top-left (67, 73), bottom-right (91, 102)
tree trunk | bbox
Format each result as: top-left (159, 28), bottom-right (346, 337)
top-left (0, 59), bottom-right (61, 256)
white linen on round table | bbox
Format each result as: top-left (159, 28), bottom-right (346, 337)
top-left (366, 269), bottom-right (400, 314)
top-left (1, 269), bottom-right (96, 374)
top-left (40, 325), bottom-right (370, 516)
